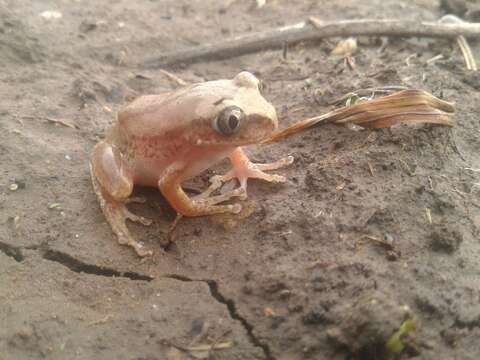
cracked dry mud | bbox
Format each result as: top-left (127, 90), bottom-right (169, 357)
top-left (1, 1), bottom-right (480, 359)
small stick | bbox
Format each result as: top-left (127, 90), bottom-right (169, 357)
top-left (159, 69), bottom-right (187, 86)
top-left (439, 15), bottom-right (477, 71)
top-left (368, 162), bottom-right (375, 176)
top-left (143, 18), bottom-right (480, 68)
top-left (457, 35), bottom-right (477, 70)
top-left (21, 115), bottom-right (78, 129)
top-left (425, 208), bottom-right (432, 224)
top-left (426, 54), bottom-right (444, 64)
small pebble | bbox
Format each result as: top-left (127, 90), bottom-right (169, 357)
top-left (9, 183), bottom-right (18, 191)
top-left (384, 233), bottom-right (394, 244)
top-left (40, 11), bottom-right (62, 20)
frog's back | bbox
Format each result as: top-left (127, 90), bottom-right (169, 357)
top-left (117, 80), bottom-right (238, 138)
top-left (118, 93), bottom-right (176, 138)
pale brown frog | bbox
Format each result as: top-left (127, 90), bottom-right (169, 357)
top-left (90, 71), bottom-right (293, 256)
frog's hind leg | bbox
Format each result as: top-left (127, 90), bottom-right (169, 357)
top-left (201, 147), bottom-right (293, 198)
top-left (90, 141), bottom-right (153, 257)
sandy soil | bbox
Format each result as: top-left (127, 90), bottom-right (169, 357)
top-left (1, 0), bottom-right (480, 359)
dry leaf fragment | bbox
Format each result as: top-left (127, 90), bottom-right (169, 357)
top-left (187, 342), bottom-right (233, 351)
top-left (263, 89), bottom-right (455, 144)
top-left (264, 307), bottom-right (276, 317)
top-left (48, 203), bottom-right (62, 210)
top-left (185, 341), bottom-right (234, 359)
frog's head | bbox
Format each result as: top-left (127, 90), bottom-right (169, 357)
top-left (188, 71), bottom-right (278, 147)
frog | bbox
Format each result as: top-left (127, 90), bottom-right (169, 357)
top-left (90, 71), bottom-right (293, 256)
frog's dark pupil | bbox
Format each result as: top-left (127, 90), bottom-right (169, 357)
top-left (213, 106), bottom-right (244, 135)
top-left (228, 115), bottom-right (239, 130)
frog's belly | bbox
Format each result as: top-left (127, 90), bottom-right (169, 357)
top-left (179, 146), bottom-right (234, 181)
top-left (132, 145), bottom-right (236, 187)
top-left (132, 160), bottom-right (168, 187)
top-left (128, 136), bottom-right (183, 186)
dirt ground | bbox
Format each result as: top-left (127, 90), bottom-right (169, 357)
top-left (1, 0), bottom-right (480, 359)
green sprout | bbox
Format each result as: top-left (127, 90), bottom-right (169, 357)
top-left (385, 319), bottom-right (416, 354)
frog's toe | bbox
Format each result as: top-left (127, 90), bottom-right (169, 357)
top-left (103, 202), bottom-right (154, 256)
top-left (239, 168), bottom-right (287, 187)
top-left (124, 208), bottom-right (152, 226)
top-left (254, 155), bottom-right (294, 171)
top-left (230, 203), bottom-right (242, 214)
top-left (195, 186), bottom-right (245, 206)
top-left (126, 196), bottom-right (147, 204)
top-left (233, 156), bottom-right (294, 190)
top-left (228, 148), bottom-right (294, 191)
top-left (118, 234), bottom-right (153, 257)
top-left (196, 171), bottom-right (235, 200)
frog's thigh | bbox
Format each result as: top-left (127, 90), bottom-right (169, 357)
top-left (90, 141), bottom-right (133, 201)
top-left (90, 142), bottom-right (152, 257)
top-left (158, 170), bottom-right (242, 217)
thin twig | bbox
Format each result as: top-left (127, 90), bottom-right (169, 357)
top-left (439, 15), bottom-right (478, 71)
top-left (456, 35), bottom-right (478, 70)
top-left (20, 115), bottom-right (78, 129)
top-left (159, 69), bottom-right (187, 86)
top-left (143, 18), bottom-right (480, 68)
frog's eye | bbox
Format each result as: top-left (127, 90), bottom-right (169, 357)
top-left (213, 106), bottom-right (244, 135)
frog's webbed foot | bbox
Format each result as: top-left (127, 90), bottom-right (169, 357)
top-left (103, 202), bottom-right (153, 257)
top-left (195, 173), bottom-right (245, 200)
top-left (126, 196), bottom-right (147, 205)
top-left (123, 206), bottom-right (152, 226)
top-left (92, 175), bottom-right (153, 257)
top-left (202, 147), bottom-right (293, 197)
top-left (193, 186), bottom-right (245, 211)
top-left (158, 147), bottom-right (292, 218)
top-left (159, 170), bottom-right (245, 217)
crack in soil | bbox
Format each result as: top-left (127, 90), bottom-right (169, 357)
top-left (165, 274), bottom-right (274, 360)
top-left (0, 241), bottom-right (24, 262)
top-left (1, 244), bottom-right (273, 359)
top-left (41, 249), bottom-right (154, 281)
top-left (454, 316), bottom-right (480, 330)
top-left (205, 279), bottom-right (274, 360)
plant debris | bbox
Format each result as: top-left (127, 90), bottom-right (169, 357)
top-left (263, 89), bottom-right (455, 143)
top-left (385, 319), bottom-right (416, 354)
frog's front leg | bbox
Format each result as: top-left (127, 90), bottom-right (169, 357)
top-left (158, 166), bottom-right (245, 217)
top-left (200, 147), bottom-right (293, 198)
top-left (90, 141), bottom-right (153, 257)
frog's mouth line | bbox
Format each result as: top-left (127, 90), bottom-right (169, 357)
top-left (194, 134), bottom-right (271, 147)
